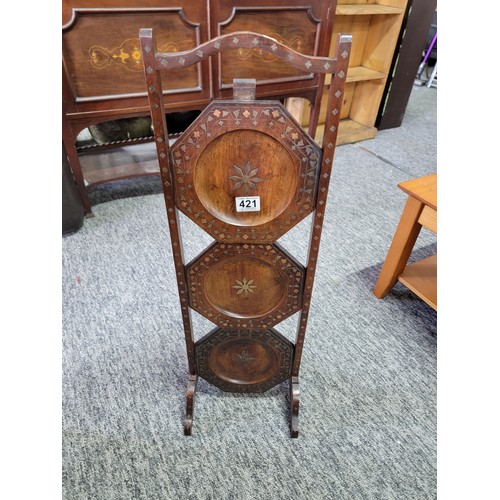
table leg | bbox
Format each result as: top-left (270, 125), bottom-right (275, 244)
top-left (183, 374), bottom-right (198, 436)
top-left (62, 109), bottom-right (93, 217)
top-left (64, 140), bottom-right (93, 217)
top-left (289, 376), bottom-right (300, 438)
top-left (373, 196), bottom-right (424, 298)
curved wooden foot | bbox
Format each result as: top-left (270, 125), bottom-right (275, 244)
top-left (289, 376), bottom-right (300, 438)
top-left (184, 374), bottom-right (198, 436)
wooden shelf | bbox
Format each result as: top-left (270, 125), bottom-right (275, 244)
top-left (295, 0), bottom-right (409, 145)
top-left (325, 66), bottom-right (386, 85)
top-left (346, 66), bottom-right (386, 83)
top-left (80, 143), bottom-right (160, 186)
top-left (335, 4), bottom-right (404, 16)
top-left (398, 255), bottom-right (437, 310)
top-left (287, 66), bottom-right (387, 132)
top-left (314, 119), bottom-right (377, 146)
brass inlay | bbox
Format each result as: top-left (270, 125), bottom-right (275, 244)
top-left (236, 349), bottom-right (255, 366)
top-left (232, 278), bottom-right (257, 297)
top-left (89, 39), bottom-right (178, 72)
top-left (236, 33), bottom-right (304, 62)
top-left (229, 161), bottom-right (263, 195)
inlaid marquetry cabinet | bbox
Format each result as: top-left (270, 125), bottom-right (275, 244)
top-left (62, 0), bottom-right (337, 215)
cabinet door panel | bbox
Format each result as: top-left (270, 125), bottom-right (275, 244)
top-left (64, 11), bottom-right (199, 99)
top-left (211, 0), bottom-right (335, 97)
top-left (63, 0), bottom-right (209, 116)
top-left (219, 10), bottom-right (319, 85)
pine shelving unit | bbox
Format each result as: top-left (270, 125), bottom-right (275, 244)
top-left (290, 0), bottom-right (408, 145)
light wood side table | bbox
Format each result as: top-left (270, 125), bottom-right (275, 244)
top-left (373, 173), bottom-right (437, 310)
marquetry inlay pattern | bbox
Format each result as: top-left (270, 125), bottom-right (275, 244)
top-left (170, 100), bottom-right (321, 243)
top-left (235, 32), bottom-right (305, 63)
top-left (154, 30), bottom-right (338, 74)
top-left (232, 278), bottom-right (257, 297)
top-left (229, 161), bottom-right (264, 195)
top-left (186, 242), bottom-right (304, 329)
top-left (195, 328), bottom-right (294, 393)
top-left (90, 39), bottom-right (179, 72)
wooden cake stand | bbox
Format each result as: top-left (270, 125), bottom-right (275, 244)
top-left (140, 30), bottom-right (351, 436)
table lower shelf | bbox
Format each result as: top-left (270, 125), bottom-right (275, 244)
top-left (79, 142), bottom-right (161, 186)
top-left (398, 255), bottom-right (437, 310)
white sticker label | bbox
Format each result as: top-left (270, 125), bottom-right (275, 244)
top-left (235, 196), bottom-right (260, 212)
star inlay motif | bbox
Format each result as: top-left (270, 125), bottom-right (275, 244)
top-left (232, 277), bottom-right (257, 297)
top-left (229, 161), bottom-right (263, 194)
top-left (235, 349), bottom-right (255, 366)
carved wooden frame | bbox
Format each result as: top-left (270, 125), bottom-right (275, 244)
top-left (140, 29), bottom-right (351, 437)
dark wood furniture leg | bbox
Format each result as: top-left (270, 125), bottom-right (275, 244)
top-left (62, 106), bottom-right (93, 217)
top-left (307, 73), bottom-right (326, 138)
top-left (289, 376), bottom-right (300, 438)
top-left (184, 374), bottom-right (198, 436)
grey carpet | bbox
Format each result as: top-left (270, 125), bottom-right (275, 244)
top-left (62, 86), bottom-right (437, 500)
